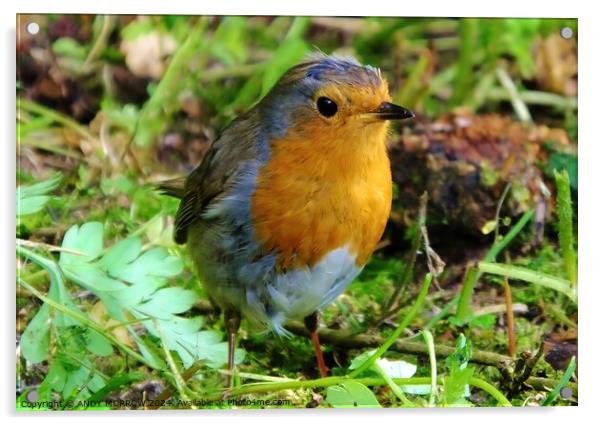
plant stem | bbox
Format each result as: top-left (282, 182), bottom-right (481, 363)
top-left (372, 362), bottom-right (415, 407)
top-left (469, 377), bottom-right (512, 407)
top-left (283, 319), bottom-right (513, 369)
top-left (18, 98), bottom-right (96, 142)
top-left (396, 49), bottom-right (432, 108)
top-left (133, 17), bottom-right (210, 147)
top-left (503, 278), bottom-right (517, 357)
top-left (155, 320), bottom-right (193, 405)
top-left (496, 67), bottom-right (532, 123)
top-left (380, 193), bottom-right (427, 322)
top-left (486, 210), bottom-right (535, 262)
top-left (423, 330), bottom-right (438, 405)
top-left (423, 294), bottom-right (459, 331)
top-left (486, 88), bottom-right (577, 110)
top-left (348, 273), bottom-right (433, 378)
top-left (83, 15), bottom-right (114, 71)
top-left (202, 376), bottom-right (512, 407)
top-left (455, 267), bottom-right (480, 322)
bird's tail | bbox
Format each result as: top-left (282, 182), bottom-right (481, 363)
top-left (155, 177), bottom-right (186, 199)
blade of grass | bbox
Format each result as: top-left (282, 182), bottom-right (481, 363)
top-left (455, 210), bottom-right (534, 322)
top-left (396, 49), bottom-right (432, 109)
top-left (87, 372), bottom-right (146, 403)
top-left (203, 375), bottom-right (512, 407)
top-left (542, 356), bottom-right (576, 406)
top-left (83, 15), bottom-right (114, 71)
top-left (348, 273), bottom-right (433, 378)
top-left (450, 18), bottom-right (478, 106)
top-left (486, 88), bottom-right (577, 110)
top-left (132, 17), bottom-right (210, 147)
top-left (371, 361), bottom-right (415, 407)
top-left (478, 261), bottom-right (576, 303)
top-left (18, 98), bottom-right (96, 142)
top-left (554, 169), bottom-right (577, 286)
top-left (496, 67), bottom-right (532, 123)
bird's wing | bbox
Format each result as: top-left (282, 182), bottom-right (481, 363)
top-left (174, 112), bottom-right (261, 244)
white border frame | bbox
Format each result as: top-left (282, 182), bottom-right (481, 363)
top-left (4, 2), bottom-right (599, 424)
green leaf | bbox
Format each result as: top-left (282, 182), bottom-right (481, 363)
top-left (97, 238), bottom-right (142, 275)
top-left (18, 195), bottom-right (51, 216)
top-left (470, 314), bottom-right (496, 330)
top-left (87, 372), bottom-right (146, 403)
top-left (63, 263), bottom-right (128, 292)
top-left (442, 334), bottom-right (473, 404)
top-left (375, 357), bottom-right (431, 395)
top-left (114, 247), bottom-right (183, 283)
top-left (210, 17), bottom-right (248, 65)
top-left (348, 350), bottom-right (377, 373)
top-left (18, 246), bottom-right (83, 363)
top-left (86, 330), bottom-right (113, 357)
top-left (17, 173), bottom-right (61, 217)
top-left (61, 361), bottom-right (106, 401)
top-left (445, 334), bottom-right (471, 372)
top-left (326, 381), bottom-right (382, 408)
top-left (133, 334), bottom-right (166, 370)
top-left (53, 221), bottom-right (238, 371)
top-left (547, 153), bottom-right (577, 189)
top-left (60, 222), bottom-right (104, 264)
top-left (20, 303), bottom-right (51, 363)
top-left (38, 360), bottom-right (68, 402)
top-left (121, 19), bottom-right (155, 41)
top-left (52, 37), bottom-right (87, 60)
top-left (136, 287), bottom-right (196, 318)
top-left (443, 367), bottom-right (475, 406)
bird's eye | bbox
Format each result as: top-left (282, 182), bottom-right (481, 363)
top-left (316, 97), bottom-right (338, 117)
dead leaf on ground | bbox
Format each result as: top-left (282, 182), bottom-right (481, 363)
top-left (534, 33), bottom-right (577, 96)
top-left (120, 31), bottom-right (177, 79)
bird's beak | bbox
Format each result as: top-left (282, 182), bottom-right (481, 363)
top-left (370, 102), bottom-right (415, 120)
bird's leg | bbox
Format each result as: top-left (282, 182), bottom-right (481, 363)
top-left (224, 309), bottom-right (241, 388)
top-left (304, 311), bottom-right (329, 378)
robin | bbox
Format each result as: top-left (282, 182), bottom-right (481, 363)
top-left (161, 53), bottom-right (414, 381)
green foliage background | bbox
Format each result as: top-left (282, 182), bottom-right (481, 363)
top-left (17, 15), bottom-right (577, 409)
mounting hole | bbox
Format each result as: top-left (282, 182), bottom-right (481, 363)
top-left (25, 22), bottom-right (40, 35)
top-left (560, 386), bottom-right (573, 399)
top-left (560, 27), bottom-right (573, 39)
top-left (26, 389), bottom-right (39, 402)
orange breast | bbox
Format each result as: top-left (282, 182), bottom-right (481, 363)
top-left (251, 123), bottom-right (392, 269)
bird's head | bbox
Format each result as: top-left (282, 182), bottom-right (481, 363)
top-left (258, 53), bottom-right (414, 147)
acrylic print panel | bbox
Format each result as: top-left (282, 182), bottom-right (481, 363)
top-left (16, 14), bottom-right (577, 410)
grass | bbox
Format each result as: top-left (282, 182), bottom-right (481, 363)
top-left (16, 15), bottom-right (578, 409)
top-left (555, 170), bottom-right (577, 286)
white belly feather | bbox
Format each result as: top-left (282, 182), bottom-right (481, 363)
top-left (244, 245), bottom-right (361, 335)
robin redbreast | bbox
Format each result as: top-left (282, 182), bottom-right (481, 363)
top-left (161, 52), bottom-right (413, 381)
